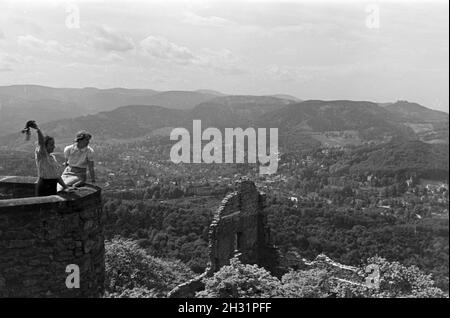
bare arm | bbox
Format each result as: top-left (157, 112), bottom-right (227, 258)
top-left (63, 150), bottom-right (69, 166)
top-left (29, 122), bottom-right (45, 148)
top-left (36, 128), bottom-right (45, 148)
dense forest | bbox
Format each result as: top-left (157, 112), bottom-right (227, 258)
top-left (102, 192), bottom-right (449, 292)
top-left (346, 140), bottom-right (449, 179)
top-left (105, 238), bottom-right (446, 298)
top-left (265, 198), bottom-right (449, 291)
top-left (103, 196), bottom-right (214, 273)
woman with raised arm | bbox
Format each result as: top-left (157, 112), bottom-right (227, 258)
top-left (25, 121), bottom-right (70, 196)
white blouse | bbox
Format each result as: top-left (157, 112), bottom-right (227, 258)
top-left (35, 146), bottom-right (61, 179)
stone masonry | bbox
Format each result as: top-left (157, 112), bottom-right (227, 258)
top-left (0, 176), bottom-right (105, 297)
top-left (168, 179), bottom-right (284, 297)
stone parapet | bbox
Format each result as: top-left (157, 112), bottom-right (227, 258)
top-left (0, 176), bottom-right (105, 297)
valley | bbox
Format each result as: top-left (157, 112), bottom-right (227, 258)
top-left (0, 85), bottom-right (448, 296)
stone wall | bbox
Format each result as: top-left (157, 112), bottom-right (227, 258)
top-left (209, 180), bottom-right (281, 274)
top-left (0, 176), bottom-right (36, 199)
top-left (0, 176), bottom-right (105, 297)
top-left (302, 253), bottom-right (369, 297)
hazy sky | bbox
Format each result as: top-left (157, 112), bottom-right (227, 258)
top-left (0, 0), bottom-right (448, 112)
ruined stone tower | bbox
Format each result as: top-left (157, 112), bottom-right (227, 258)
top-left (0, 176), bottom-right (105, 297)
top-left (208, 180), bottom-right (282, 274)
top-left (168, 179), bottom-right (283, 297)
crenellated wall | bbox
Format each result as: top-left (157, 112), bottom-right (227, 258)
top-left (0, 176), bottom-right (105, 297)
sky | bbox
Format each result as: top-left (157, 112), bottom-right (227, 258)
top-left (0, 0), bottom-right (448, 112)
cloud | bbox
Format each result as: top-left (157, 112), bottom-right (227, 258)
top-left (0, 29), bottom-right (4, 39)
top-left (90, 25), bottom-right (135, 52)
top-left (182, 11), bottom-right (235, 28)
top-left (17, 35), bottom-right (65, 54)
top-left (139, 35), bottom-right (246, 74)
top-left (0, 53), bottom-right (19, 72)
top-left (266, 62), bottom-right (397, 84)
top-left (140, 35), bottom-right (196, 65)
top-left (101, 52), bottom-right (126, 63)
top-left (195, 48), bottom-right (246, 75)
top-left (266, 65), bottom-right (311, 82)
top-left (139, 34), bottom-right (246, 75)
top-left (15, 33), bottom-right (116, 65)
top-left (0, 54), bottom-right (18, 64)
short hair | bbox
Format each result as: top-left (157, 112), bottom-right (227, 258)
top-left (75, 131), bottom-right (92, 142)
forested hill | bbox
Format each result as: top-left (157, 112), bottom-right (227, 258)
top-left (38, 105), bottom-right (185, 140)
top-left (384, 100), bottom-right (448, 123)
top-left (2, 99), bottom-right (447, 144)
top-left (345, 140), bottom-right (449, 179)
top-left (0, 85), bottom-right (221, 136)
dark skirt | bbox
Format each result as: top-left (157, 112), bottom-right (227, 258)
top-left (36, 178), bottom-right (57, 196)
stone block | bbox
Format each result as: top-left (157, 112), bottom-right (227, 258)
top-left (8, 239), bottom-right (36, 248)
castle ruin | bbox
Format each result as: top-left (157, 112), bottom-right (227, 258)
top-left (168, 179), bottom-right (284, 297)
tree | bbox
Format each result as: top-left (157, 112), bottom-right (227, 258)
top-left (196, 255), bottom-right (285, 298)
top-left (281, 269), bottom-right (330, 298)
top-left (105, 237), bottom-right (195, 297)
top-left (363, 256), bottom-right (446, 298)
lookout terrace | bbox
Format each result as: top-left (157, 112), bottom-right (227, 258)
top-left (0, 176), bottom-right (105, 297)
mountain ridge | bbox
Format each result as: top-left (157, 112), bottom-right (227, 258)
top-left (1, 97), bottom-right (447, 148)
top-left (0, 85), bottom-right (448, 149)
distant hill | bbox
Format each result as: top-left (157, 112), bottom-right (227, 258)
top-left (384, 100), bottom-right (448, 123)
top-left (40, 105), bottom-right (185, 140)
top-left (0, 85), bottom-right (160, 113)
top-left (256, 100), bottom-right (418, 150)
top-left (383, 101), bottom-right (449, 144)
top-left (0, 94), bottom-right (88, 136)
top-left (270, 94), bottom-right (302, 102)
top-left (0, 85), bottom-right (224, 137)
top-left (195, 89), bottom-right (226, 96)
top-left (0, 88), bottom-right (448, 152)
top-left (0, 104), bottom-right (186, 149)
top-left (189, 95), bottom-right (294, 128)
top-left (142, 90), bottom-right (219, 110)
top-left (1, 95), bottom-right (296, 146)
top-left (0, 85), bottom-right (220, 112)
top-left (259, 100), bottom-right (407, 132)
top-left (1, 97), bottom-right (448, 178)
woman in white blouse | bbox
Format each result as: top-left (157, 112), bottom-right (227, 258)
top-left (62, 130), bottom-right (96, 187)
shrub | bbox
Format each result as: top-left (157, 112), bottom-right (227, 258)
top-left (363, 256), bottom-right (446, 298)
top-left (281, 269), bottom-right (331, 298)
top-left (105, 237), bottom-right (195, 297)
top-left (197, 255), bottom-right (285, 298)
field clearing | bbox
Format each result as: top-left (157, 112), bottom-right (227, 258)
top-left (310, 130), bottom-right (362, 147)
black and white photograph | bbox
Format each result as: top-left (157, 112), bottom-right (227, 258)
top-left (0, 0), bottom-right (448, 302)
